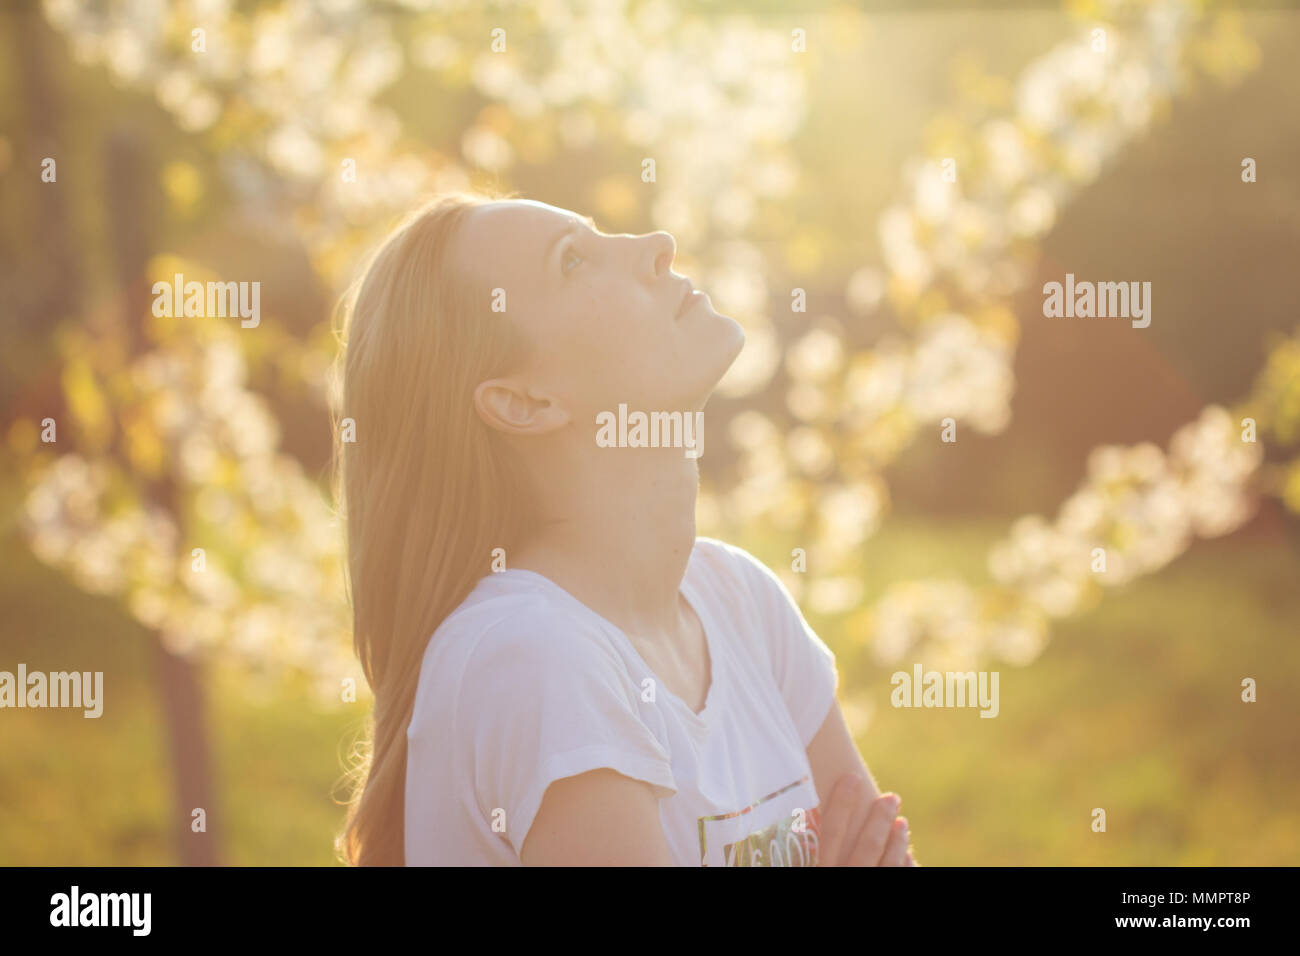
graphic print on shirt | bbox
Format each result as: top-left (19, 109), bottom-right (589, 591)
top-left (697, 775), bottom-right (822, 866)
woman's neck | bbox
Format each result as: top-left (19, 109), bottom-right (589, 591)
top-left (508, 444), bottom-right (701, 639)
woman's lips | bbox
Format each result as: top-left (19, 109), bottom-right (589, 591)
top-left (676, 282), bottom-right (700, 318)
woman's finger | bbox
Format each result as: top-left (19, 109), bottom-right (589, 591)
top-left (845, 793), bottom-right (900, 865)
top-left (878, 816), bottom-right (909, 867)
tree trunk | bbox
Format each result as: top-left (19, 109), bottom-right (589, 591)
top-left (151, 639), bottom-right (220, 865)
top-left (105, 124), bottom-right (221, 866)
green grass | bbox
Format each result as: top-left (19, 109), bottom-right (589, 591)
top-left (806, 516), bottom-right (1300, 866)
top-left (1, 503), bottom-right (1297, 865)
top-left (0, 481), bottom-right (363, 865)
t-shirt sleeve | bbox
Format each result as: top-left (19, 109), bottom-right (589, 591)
top-left (457, 610), bottom-right (678, 859)
top-left (715, 541), bottom-right (840, 749)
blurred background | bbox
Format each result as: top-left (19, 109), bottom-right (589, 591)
top-left (1, 0), bottom-right (1298, 865)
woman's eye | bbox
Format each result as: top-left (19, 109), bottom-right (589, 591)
top-left (561, 247), bottom-right (584, 275)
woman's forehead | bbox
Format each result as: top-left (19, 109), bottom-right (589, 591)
top-left (454, 200), bottom-right (578, 272)
top-left (468, 200), bottom-right (577, 238)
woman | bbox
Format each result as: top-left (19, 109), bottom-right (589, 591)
top-left (334, 191), bottom-right (917, 866)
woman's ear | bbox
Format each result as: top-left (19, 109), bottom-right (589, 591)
top-left (473, 378), bottom-right (571, 435)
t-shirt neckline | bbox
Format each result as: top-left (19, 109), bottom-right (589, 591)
top-left (493, 560), bottom-right (726, 729)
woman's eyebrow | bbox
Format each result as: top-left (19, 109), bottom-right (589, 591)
top-left (543, 215), bottom-right (598, 262)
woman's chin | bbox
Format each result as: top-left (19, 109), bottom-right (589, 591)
top-left (713, 312), bottom-right (746, 367)
top-left (699, 317), bottom-right (747, 397)
top-left (660, 309), bottom-right (746, 404)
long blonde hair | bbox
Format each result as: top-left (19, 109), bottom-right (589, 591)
top-left (332, 191), bottom-right (534, 865)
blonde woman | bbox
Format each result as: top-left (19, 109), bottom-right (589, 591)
top-left (334, 192), bottom-right (917, 867)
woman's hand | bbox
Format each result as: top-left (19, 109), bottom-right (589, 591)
top-left (818, 772), bottom-right (918, 866)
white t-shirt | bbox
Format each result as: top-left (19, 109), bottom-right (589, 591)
top-left (404, 536), bottom-right (839, 866)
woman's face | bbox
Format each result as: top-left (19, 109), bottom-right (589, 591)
top-left (452, 200), bottom-right (745, 420)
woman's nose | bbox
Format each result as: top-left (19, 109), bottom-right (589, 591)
top-left (642, 230), bottom-right (676, 279)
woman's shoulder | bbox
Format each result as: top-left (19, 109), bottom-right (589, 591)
top-left (410, 572), bottom-right (649, 750)
top-left (690, 536), bottom-right (778, 589)
top-left (423, 571), bottom-right (628, 686)
top-left (687, 536), bottom-right (807, 636)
